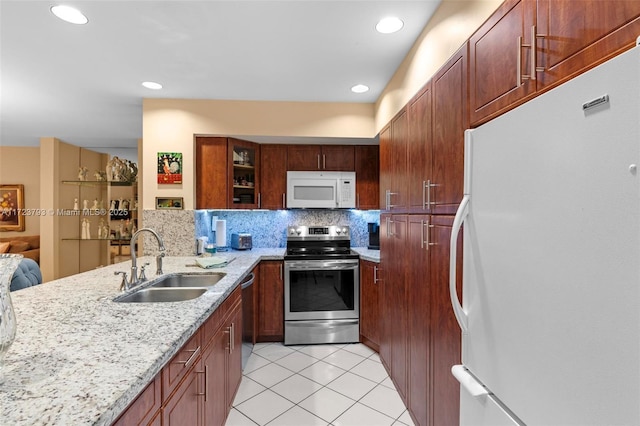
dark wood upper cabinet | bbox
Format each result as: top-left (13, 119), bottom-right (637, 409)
top-left (321, 145), bottom-right (355, 171)
top-left (431, 43), bottom-right (469, 215)
top-left (287, 145), bottom-right (355, 171)
top-left (260, 144), bottom-right (288, 209)
top-left (196, 136), bottom-right (228, 210)
top-left (286, 145), bottom-right (322, 171)
top-left (380, 109), bottom-right (409, 212)
top-left (536, 0), bottom-right (640, 90)
top-left (228, 138), bottom-right (260, 208)
top-left (354, 145), bottom-right (379, 210)
top-left (471, 0), bottom-right (640, 126)
top-left (469, 0), bottom-right (536, 126)
top-left (407, 82), bottom-right (433, 212)
top-left (379, 125), bottom-right (392, 210)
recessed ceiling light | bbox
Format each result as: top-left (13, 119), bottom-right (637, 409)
top-left (351, 84), bottom-right (370, 94)
top-left (142, 81), bottom-right (163, 90)
top-left (50, 5), bottom-right (88, 25)
top-left (376, 16), bottom-right (404, 34)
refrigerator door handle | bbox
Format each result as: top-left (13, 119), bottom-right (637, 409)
top-left (452, 365), bottom-right (488, 397)
top-left (450, 194), bottom-right (469, 332)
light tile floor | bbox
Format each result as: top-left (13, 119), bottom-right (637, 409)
top-left (226, 342), bottom-right (416, 426)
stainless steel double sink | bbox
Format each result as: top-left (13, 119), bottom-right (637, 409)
top-left (114, 273), bottom-right (226, 303)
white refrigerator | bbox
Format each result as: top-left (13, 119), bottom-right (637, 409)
top-left (449, 43), bottom-right (640, 425)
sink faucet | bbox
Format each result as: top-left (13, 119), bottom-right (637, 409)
top-left (128, 228), bottom-right (166, 289)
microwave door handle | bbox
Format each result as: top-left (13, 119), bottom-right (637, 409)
top-left (336, 181), bottom-right (340, 208)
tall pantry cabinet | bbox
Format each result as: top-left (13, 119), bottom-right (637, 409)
top-left (378, 44), bottom-right (468, 426)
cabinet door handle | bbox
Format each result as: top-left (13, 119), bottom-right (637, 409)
top-left (317, 154), bottom-right (321, 169)
top-left (225, 326), bottom-right (232, 352)
top-left (357, 193), bottom-right (360, 209)
top-left (196, 365), bottom-right (208, 402)
top-left (257, 193), bottom-right (261, 208)
top-left (175, 346), bottom-right (201, 369)
top-left (373, 265), bottom-right (379, 284)
top-left (518, 26), bottom-right (544, 85)
top-left (422, 181), bottom-right (427, 210)
top-left (279, 263), bottom-right (283, 280)
top-left (387, 218), bottom-right (395, 237)
top-left (533, 25), bottom-right (546, 73)
top-left (230, 323), bottom-right (235, 353)
top-left (282, 193), bottom-right (286, 209)
top-left (517, 35), bottom-right (524, 86)
top-left (323, 154), bottom-right (326, 169)
top-left (386, 190), bottom-right (398, 210)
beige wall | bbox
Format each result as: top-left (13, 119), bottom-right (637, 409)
top-left (0, 146), bottom-right (41, 236)
top-left (141, 0), bottom-right (501, 211)
top-left (375, 0), bottom-right (502, 129)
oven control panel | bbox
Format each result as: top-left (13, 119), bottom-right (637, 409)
top-left (287, 225), bottom-right (350, 239)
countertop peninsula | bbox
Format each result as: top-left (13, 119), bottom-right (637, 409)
top-left (0, 249), bottom-right (283, 426)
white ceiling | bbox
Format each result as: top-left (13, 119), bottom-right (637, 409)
top-left (0, 0), bottom-right (442, 153)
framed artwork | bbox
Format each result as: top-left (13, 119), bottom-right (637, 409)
top-left (157, 152), bottom-right (183, 184)
top-left (0, 184), bottom-right (25, 231)
top-left (156, 197), bottom-right (183, 210)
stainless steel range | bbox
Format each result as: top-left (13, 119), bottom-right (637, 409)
top-left (284, 225), bottom-right (360, 345)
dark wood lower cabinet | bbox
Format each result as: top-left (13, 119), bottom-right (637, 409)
top-left (112, 287), bottom-right (242, 426)
top-left (257, 260), bottom-right (284, 342)
top-left (407, 215), bottom-right (431, 426)
top-left (202, 328), bottom-right (226, 426)
top-left (111, 375), bottom-right (162, 426)
top-left (359, 259), bottom-right (380, 351)
top-left (162, 358), bottom-right (203, 426)
top-left (380, 214), bottom-right (461, 426)
top-left (201, 298), bottom-right (242, 426)
top-left (379, 214), bottom-right (409, 400)
top-left (430, 215), bottom-right (462, 426)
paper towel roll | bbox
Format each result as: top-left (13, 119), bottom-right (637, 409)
top-left (215, 220), bottom-right (227, 248)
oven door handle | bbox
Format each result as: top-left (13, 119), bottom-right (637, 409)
top-left (286, 261), bottom-right (359, 271)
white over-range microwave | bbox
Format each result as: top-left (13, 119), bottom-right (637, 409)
top-left (286, 171), bottom-right (356, 209)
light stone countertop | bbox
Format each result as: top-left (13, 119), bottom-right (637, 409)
top-left (352, 247), bottom-right (380, 263)
top-left (0, 248), bottom-right (284, 426)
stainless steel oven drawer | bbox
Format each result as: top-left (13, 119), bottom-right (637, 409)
top-left (284, 319), bottom-right (359, 345)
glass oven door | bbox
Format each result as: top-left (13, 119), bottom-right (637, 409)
top-left (284, 259), bottom-right (359, 321)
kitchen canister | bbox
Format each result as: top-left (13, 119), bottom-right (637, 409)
top-left (0, 253), bottom-right (20, 375)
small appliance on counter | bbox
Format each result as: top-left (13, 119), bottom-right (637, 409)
top-left (231, 233), bottom-right (252, 250)
top-left (368, 222), bottom-right (380, 250)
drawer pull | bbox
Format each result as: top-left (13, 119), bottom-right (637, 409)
top-left (175, 346), bottom-right (201, 369)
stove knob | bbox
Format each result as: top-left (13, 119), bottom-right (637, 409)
top-left (296, 228), bottom-right (302, 235)
top-left (342, 227), bottom-right (348, 234)
top-left (289, 228), bottom-right (296, 235)
top-left (335, 228), bottom-right (341, 235)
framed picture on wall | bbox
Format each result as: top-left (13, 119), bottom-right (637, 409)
top-left (0, 184), bottom-right (25, 232)
top-left (156, 197), bottom-right (183, 210)
top-left (157, 152), bottom-right (183, 184)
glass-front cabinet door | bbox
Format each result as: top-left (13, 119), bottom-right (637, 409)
top-left (228, 138), bottom-right (260, 209)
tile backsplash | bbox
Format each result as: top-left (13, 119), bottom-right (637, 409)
top-left (196, 209), bottom-right (380, 249)
top-left (143, 209), bottom-right (380, 256)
